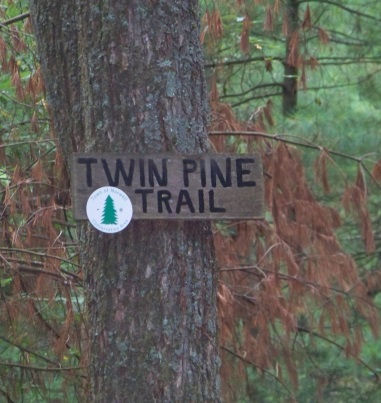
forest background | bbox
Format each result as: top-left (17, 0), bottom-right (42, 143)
top-left (1, 0), bottom-right (381, 401)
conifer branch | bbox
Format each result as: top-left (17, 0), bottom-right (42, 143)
top-left (0, 12), bottom-right (30, 28)
top-left (209, 130), bottom-right (361, 162)
top-left (205, 56), bottom-right (381, 70)
top-left (298, 0), bottom-right (381, 22)
top-left (296, 327), bottom-right (380, 380)
top-left (231, 92), bottom-right (283, 106)
top-left (209, 131), bottom-right (381, 189)
top-left (219, 83), bottom-right (284, 100)
top-left (0, 335), bottom-right (58, 366)
top-left (220, 346), bottom-right (297, 400)
top-left (204, 56), bottom-right (283, 69)
top-left (0, 361), bottom-right (87, 373)
top-left (0, 247), bottom-right (80, 268)
top-left (16, 265), bottom-right (82, 284)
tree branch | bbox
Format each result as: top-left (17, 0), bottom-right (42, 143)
top-left (0, 387), bottom-right (16, 403)
top-left (220, 346), bottom-right (296, 399)
top-left (205, 56), bottom-right (283, 69)
top-left (0, 12), bottom-right (30, 28)
top-left (219, 83), bottom-right (284, 100)
top-left (0, 335), bottom-right (58, 366)
top-left (232, 92), bottom-right (283, 107)
top-left (298, 0), bottom-right (381, 22)
top-left (0, 247), bottom-right (80, 268)
top-left (209, 130), bottom-right (381, 190)
top-left (209, 130), bottom-right (361, 162)
top-left (296, 326), bottom-right (380, 380)
top-left (204, 56), bottom-right (381, 71)
top-left (0, 361), bottom-right (86, 373)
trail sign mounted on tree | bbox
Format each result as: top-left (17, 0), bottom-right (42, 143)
top-left (72, 153), bottom-right (264, 220)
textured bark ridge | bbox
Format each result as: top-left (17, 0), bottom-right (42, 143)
top-left (283, 0), bottom-right (299, 115)
top-left (30, 1), bottom-right (220, 401)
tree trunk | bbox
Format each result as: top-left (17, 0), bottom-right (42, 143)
top-left (283, 0), bottom-right (299, 115)
top-left (30, 1), bottom-right (220, 401)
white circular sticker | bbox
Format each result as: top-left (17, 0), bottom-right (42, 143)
top-left (86, 187), bottom-right (133, 233)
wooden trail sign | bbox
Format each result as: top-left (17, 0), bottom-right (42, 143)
top-left (71, 153), bottom-right (264, 220)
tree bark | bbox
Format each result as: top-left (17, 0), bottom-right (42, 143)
top-left (30, 1), bottom-right (220, 401)
top-left (283, 0), bottom-right (299, 115)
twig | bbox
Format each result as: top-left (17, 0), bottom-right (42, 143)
top-left (299, 0), bottom-right (381, 22)
top-left (0, 335), bottom-right (58, 366)
top-left (0, 12), bottom-right (30, 28)
top-left (0, 139), bottom-right (56, 149)
top-left (0, 361), bottom-right (86, 373)
top-left (0, 247), bottom-right (80, 268)
top-left (209, 130), bottom-right (361, 161)
top-left (296, 326), bottom-right (381, 380)
top-left (220, 346), bottom-right (296, 400)
top-left (209, 130), bottom-right (381, 189)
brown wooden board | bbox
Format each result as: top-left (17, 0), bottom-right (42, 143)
top-left (71, 153), bottom-right (264, 220)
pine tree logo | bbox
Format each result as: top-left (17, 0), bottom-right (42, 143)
top-left (86, 187), bottom-right (133, 233)
top-left (101, 195), bottom-right (118, 225)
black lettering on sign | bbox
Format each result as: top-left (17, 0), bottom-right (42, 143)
top-left (209, 190), bottom-right (225, 212)
top-left (200, 159), bottom-right (206, 187)
top-left (148, 159), bottom-right (168, 187)
top-left (236, 158), bottom-right (256, 187)
top-left (211, 158), bottom-right (232, 188)
top-left (198, 189), bottom-right (205, 213)
top-left (72, 153), bottom-right (264, 220)
top-left (139, 159), bottom-right (145, 187)
top-left (101, 158), bottom-right (135, 186)
top-left (158, 190), bottom-right (172, 213)
top-left (176, 189), bottom-right (195, 213)
top-left (78, 157), bottom-right (98, 187)
top-left (183, 159), bottom-right (197, 187)
top-left (135, 189), bottom-right (153, 212)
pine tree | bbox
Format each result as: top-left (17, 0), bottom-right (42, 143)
top-left (101, 195), bottom-right (117, 225)
top-left (30, 1), bottom-right (220, 401)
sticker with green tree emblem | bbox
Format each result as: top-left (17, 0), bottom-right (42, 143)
top-left (86, 187), bottom-right (133, 233)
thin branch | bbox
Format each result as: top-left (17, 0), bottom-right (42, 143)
top-left (0, 361), bottom-right (86, 373)
top-left (219, 83), bottom-right (284, 100)
top-left (319, 60), bottom-right (381, 66)
top-left (26, 146), bottom-right (57, 171)
top-left (318, 56), bottom-right (381, 63)
top-left (223, 264), bottom-right (375, 307)
top-left (16, 265), bottom-right (82, 284)
top-left (303, 69), bottom-right (381, 92)
top-left (0, 335), bottom-right (58, 366)
top-left (298, 0), bottom-right (381, 22)
top-left (1, 256), bottom-right (82, 283)
top-left (220, 346), bottom-right (296, 400)
top-left (0, 120), bottom-right (50, 137)
top-left (0, 247), bottom-right (80, 268)
top-left (209, 130), bottom-right (381, 190)
top-left (0, 12), bottom-right (30, 28)
top-left (205, 56), bottom-right (381, 70)
top-left (0, 139), bottom-right (56, 149)
top-left (0, 387), bottom-right (16, 403)
top-left (205, 56), bottom-right (283, 69)
top-left (232, 92), bottom-right (283, 107)
top-left (209, 130), bottom-right (360, 162)
top-left (296, 326), bottom-right (380, 380)
top-left (226, 69), bottom-right (381, 107)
